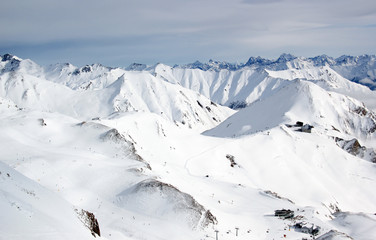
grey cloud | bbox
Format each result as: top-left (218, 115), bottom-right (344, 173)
top-left (1, 0), bottom-right (375, 65)
top-left (242, 0), bottom-right (284, 4)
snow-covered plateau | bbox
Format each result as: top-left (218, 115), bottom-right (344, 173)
top-left (0, 53), bottom-right (376, 240)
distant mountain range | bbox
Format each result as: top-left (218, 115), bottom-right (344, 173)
top-left (175, 54), bottom-right (376, 90)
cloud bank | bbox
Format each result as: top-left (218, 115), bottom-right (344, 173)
top-left (1, 0), bottom-right (375, 66)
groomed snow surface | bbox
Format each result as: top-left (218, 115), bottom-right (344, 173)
top-left (0, 54), bottom-right (376, 240)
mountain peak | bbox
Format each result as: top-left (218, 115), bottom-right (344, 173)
top-left (126, 63), bottom-right (148, 71)
top-left (276, 53), bottom-right (297, 62)
top-left (1, 53), bottom-right (22, 62)
top-left (178, 59), bottom-right (241, 71)
top-left (310, 54), bottom-right (335, 66)
top-left (245, 56), bottom-right (272, 66)
top-left (2, 54), bottom-right (14, 62)
top-left (0, 53), bottom-right (23, 72)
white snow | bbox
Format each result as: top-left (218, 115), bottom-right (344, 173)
top-left (0, 54), bottom-right (376, 240)
top-left (0, 160), bottom-right (96, 240)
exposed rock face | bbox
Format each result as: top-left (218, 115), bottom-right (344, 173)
top-left (335, 137), bottom-right (376, 163)
top-left (100, 128), bottom-right (126, 144)
top-left (351, 106), bottom-right (376, 133)
top-left (1, 54), bottom-right (21, 72)
top-left (116, 179), bottom-right (217, 229)
top-left (76, 209), bottom-right (101, 237)
top-left (2, 54), bottom-right (14, 62)
top-left (126, 63), bottom-right (148, 71)
top-left (228, 100), bottom-right (247, 110)
top-left (201, 210), bottom-right (217, 228)
top-left (100, 128), bottom-right (151, 169)
top-left (337, 138), bottom-right (362, 155)
top-left (38, 118), bottom-right (47, 126)
top-left (262, 190), bottom-right (294, 204)
top-left (226, 154), bottom-right (237, 167)
top-left (316, 230), bottom-right (353, 240)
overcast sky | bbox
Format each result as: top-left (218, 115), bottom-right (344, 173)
top-left (1, 0), bottom-right (376, 67)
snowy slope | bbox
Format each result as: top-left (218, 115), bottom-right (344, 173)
top-left (204, 80), bottom-right (376, 145)
top-left (1, 53), bottom-right (376, 240)
top-left (0, 160), bottom-right (97, 240)
top-left (2, 106), bottom-right (376, 240)
top-left (0, 109), bottom-right (221, 240)
top-left (177, 53), bottom-right (376, 91)
top-left (152, 63), bottom-right (284, 107)
top-left (44, 62), bottom-right (124, 90)
top-left (153, 54), bottom-right (376, 111)
top-left (0, 55), bottom-right (234, 131)
top-left (265, 66), bottom-right (376, 110)
top-left (104, 72), bottom-right (233, 131)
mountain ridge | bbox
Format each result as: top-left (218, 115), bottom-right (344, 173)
top-left (0, 54), bottom-right (234, 131)
top-left (1, 53), bottom-right (376, 240)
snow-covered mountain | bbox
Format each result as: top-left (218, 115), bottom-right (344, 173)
top-left (0, 54), bottom-right (233, 131)
top-left (204, 79), bottom-right (376, 140)
top-left (177, 53), bottom-right (376, 91)
top-left (1, 53), bottom-right (376, 240)
top-left (153, 54), bottom-right (376, 111)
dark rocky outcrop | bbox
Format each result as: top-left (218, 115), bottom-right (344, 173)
top-left (226, 154), bottom-right (237, 167)
top-left (76, 209), bottom-right (100, 237)
top-left (101, 128), bottom-right (151, 169)
top-left (38, 118), bottom-right (47, 126)
top-left (2, 54), bottom-right (14, 62)
top-left (351, 106), bottom-right (376, 133)
top-left (262, 190), bottom-right (295, 204)
top-left (335, 137), bottom-right (376, 163)
top-left (228, 100), bottom-right (247, 110)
